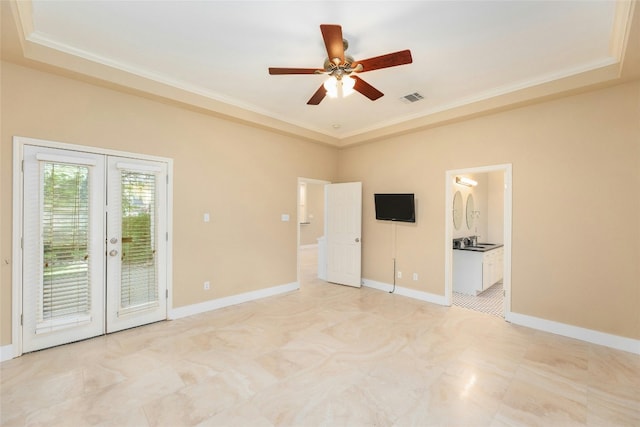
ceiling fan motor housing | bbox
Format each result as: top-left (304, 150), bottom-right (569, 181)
top-left (324, 53), bottom-right (357, 79)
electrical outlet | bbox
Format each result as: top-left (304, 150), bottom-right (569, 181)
top-left (413, 273), bottom-right (418, 281)
top-left (204, 281), bottom-right (210, 290)
top-left (397, 271), bottom-right (402, 279)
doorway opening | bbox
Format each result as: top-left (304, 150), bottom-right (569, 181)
top-left (444, 164), bottom-right (512, 319)
top-left (296, 179), bottom-right (363, 290)
top-left (296, 178), bottom-right (330, 288)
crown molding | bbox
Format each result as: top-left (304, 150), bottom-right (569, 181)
top-left (5, 0), bottom-right (638, 148)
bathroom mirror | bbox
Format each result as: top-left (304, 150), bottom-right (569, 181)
top-left (453, 191), bottom-right (463, 230)
top-left (466, 193), bottom-right (475, 229)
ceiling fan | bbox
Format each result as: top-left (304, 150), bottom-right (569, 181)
top-left (268, 24), bottom-right (412, 105)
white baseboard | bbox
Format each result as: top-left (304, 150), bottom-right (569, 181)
top-left (507, 312), bottom-right (640, 355)
top-left (363, 278), bottom-right (639, 355)
top-left (362, 279), bottom-right (447, 306)
top-left (1, 344), bottom-right (14, 362)
top-left (169, 282), bottom-right (300, 320)
top-left (6, 280), bottom-right (636, 359)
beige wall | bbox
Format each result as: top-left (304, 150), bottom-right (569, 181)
top-left (338, 81), bottom-right (640, 340)
top-left (1, 59), bottom-right (639, 348)
top-left (0, 61), bottom-right (338, 345)
top-left (487, 171), bottom-right (505, 244)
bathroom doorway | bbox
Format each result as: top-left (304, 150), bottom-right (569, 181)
top-left (444, 164), bottom-right (512, 319)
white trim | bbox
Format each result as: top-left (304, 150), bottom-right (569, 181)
top-left (12, 139), bottom-right (24, 358)
top-left (362, 279), bottom-right (448, 306)
top-left (115, 162), bottom-right (162, 172)
top-left (1, 345), bottom-right (14, 363)
top-left (12, 136), bottom-right (174, 358)
top-left (362, 279), bottom-right (395, 293)
top-left (168, 282), bottom-right (300, 320)
top-left (299, 243), bottom-right (318, 250)
top-left (166, 163), bottom-right (174, 324)
top-left (35, 153), bottom-right (98, 165)
top-left (363, 278), bottom-right (639, 355)
top-left (15, 136), bottom-right (172, 163)
top-left (35, 315), bottom-right (92, 335)
top-left (507, 312), bottom-right (640, 355)
top-left (444, 164), bottom-right (513, 318)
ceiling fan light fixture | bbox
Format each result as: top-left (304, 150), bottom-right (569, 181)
top-left (456, 176), bottom-right (478, 187)
top-left (342, 76), bottom-right (355, 97)
top-left (323, 76), bottom-right (339, 98)
top-left (323, 75), bottom-right (355, 99)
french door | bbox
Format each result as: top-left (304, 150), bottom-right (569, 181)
top-left (105, 156), bottom-right (167, 333)
top-left (22, 145), bottom-right (168, 352)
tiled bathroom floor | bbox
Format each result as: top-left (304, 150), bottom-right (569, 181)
top-left (1, 247), bottom-right (638, 426)
top-left (453, 281), bottom-right (504, 317)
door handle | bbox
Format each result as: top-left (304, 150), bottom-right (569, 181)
top-left (109, 249), bottom-right (118, 257)
top-left (110, 237), bottom-right (118, 244)
top-left (355, 237), bottom-right (360, 243)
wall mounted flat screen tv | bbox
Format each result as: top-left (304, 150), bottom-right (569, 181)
top-left (374, 193), bottom-right (416, 223)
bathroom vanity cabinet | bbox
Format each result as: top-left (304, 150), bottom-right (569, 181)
top-left (453, 246), bottom-right (503, 296)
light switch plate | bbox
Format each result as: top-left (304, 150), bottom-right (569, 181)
top-left (281, 214), bottom-right (290, 222)
top-left (204, 213), bottom-right (210, 223)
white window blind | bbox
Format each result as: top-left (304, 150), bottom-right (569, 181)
top-left (38, 162), bottom-right (92, 333)
top-left (119, 170), bottom-right (158, 315)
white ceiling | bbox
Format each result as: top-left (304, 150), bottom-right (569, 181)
top-left (23, 1), bottom-right (621, 142)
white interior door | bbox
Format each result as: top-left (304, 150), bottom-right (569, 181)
top-left (106, 157), bottom-right (167, 333)
top-left (325, 182), bottom-right (362, 287)
top-left (22, 146), bottom-right (106, 352)
top-left (21, 145), bottom-right (168, 352)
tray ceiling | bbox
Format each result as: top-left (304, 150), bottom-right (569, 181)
top-left (5, 1), bottom-right (637, 146)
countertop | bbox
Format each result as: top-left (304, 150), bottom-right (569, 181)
top-left (454, 243), bottom-right (504, 253)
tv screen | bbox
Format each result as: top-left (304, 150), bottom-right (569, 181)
top-left (374, 193), bottom-right (416, 223)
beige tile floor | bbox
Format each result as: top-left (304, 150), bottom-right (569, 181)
top-left (2, 247), bottom-right (639, 426)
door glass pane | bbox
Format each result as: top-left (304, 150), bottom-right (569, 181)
top-left (120, 171), bottom-right (157, 311)
top-left (41, 162), bottom-right (91, 323)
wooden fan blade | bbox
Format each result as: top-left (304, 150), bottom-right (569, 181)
top-left (320, 24), bottom-right (344, 64)
top-left (269, 67), bottom-right (323, 75)
top-left (353, 50), bottom-right (412, 72)
top-left (352, 76), bottom-right (384, 101)
top-left (307, 84), bottom-right (326, 105)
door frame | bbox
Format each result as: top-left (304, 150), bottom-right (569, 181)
top-left (296, 177), bottom-right (330, 287)
top-left (12, 136), bottom-right (174, 358)
top-left (444, 163), bottom-right (512, 319)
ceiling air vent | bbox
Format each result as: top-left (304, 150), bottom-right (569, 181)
top-left (400, 92), bottom-right (424, 104)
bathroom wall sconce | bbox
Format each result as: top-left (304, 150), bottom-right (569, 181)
top-left (456, 176), bottom-right (478, 187)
